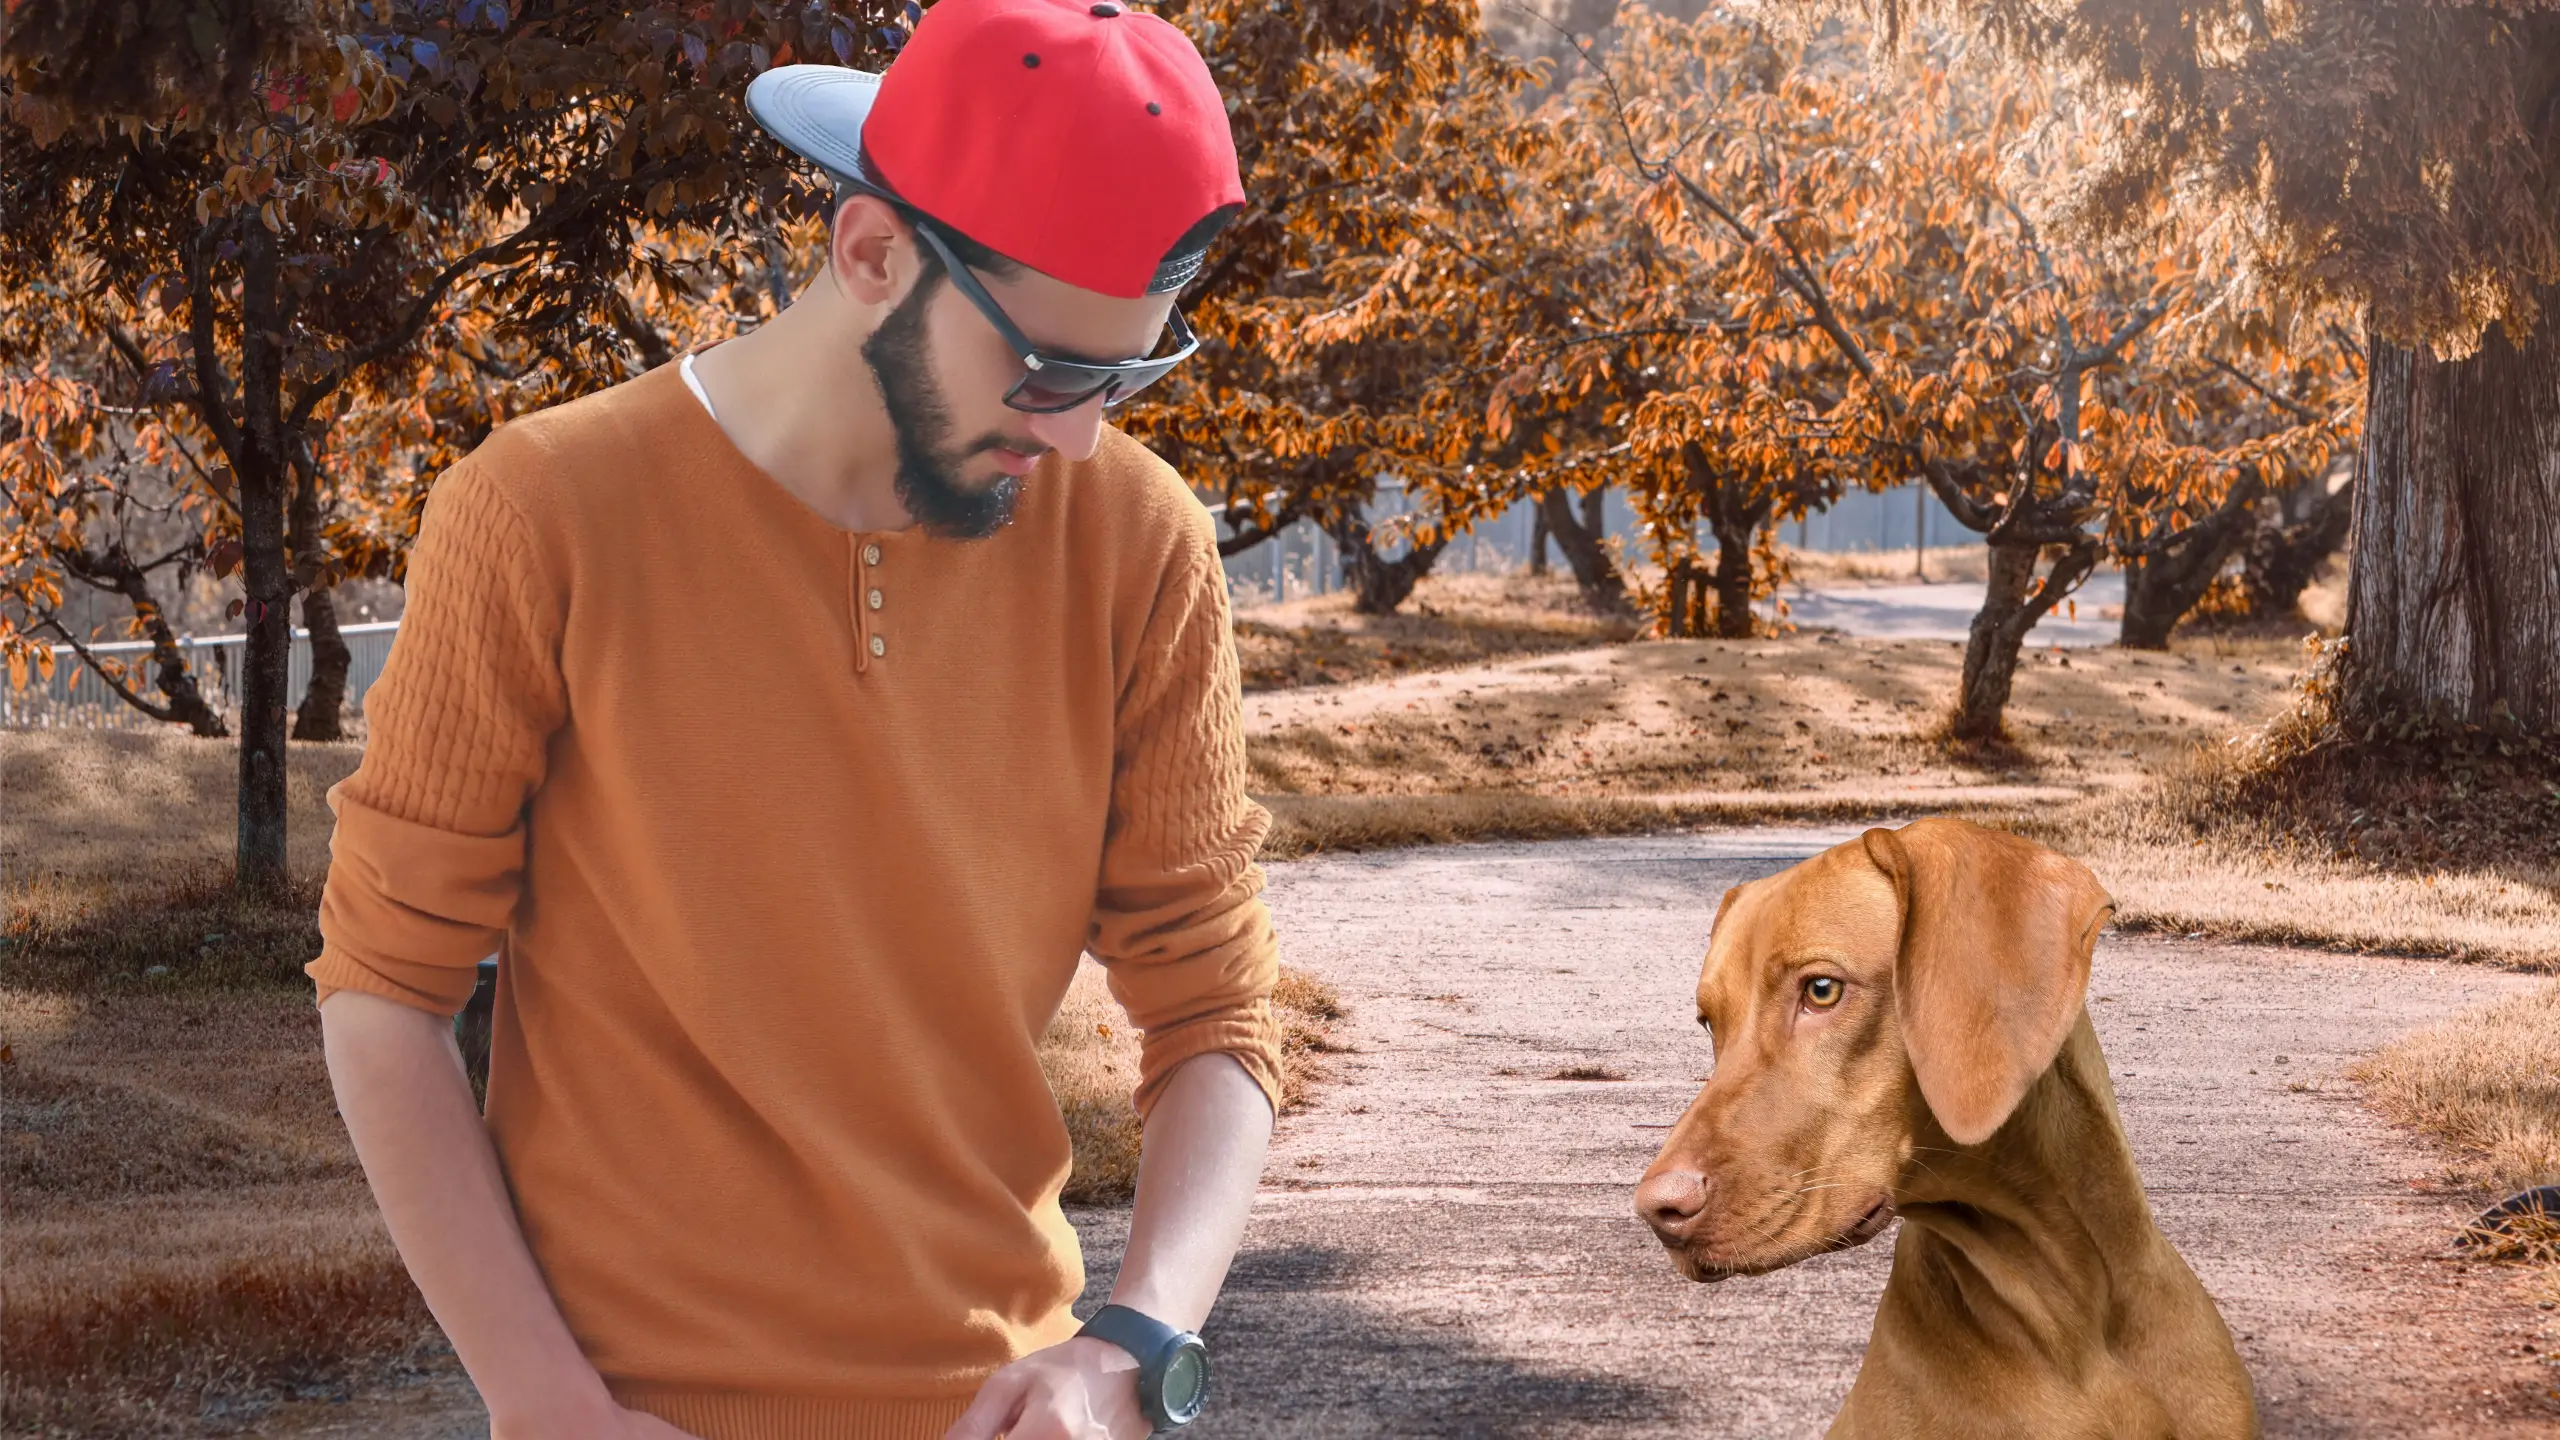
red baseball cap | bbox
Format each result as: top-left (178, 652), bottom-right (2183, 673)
top-left (745, 0), bottom-right (1245, 299)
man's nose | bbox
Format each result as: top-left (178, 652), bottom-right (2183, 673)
top-left (1022, 393), bottom-right (1109, 463)
top-left (1636, 1167), bottom-right (1712, 1241)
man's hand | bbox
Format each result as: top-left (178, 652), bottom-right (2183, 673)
top-left (943, 1335), bottom-right (1148, 1440)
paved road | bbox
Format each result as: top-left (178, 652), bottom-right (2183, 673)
top-left (1780, 570), bottom-right (2126, 646)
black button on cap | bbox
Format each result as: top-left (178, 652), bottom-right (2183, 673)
top-left (1090, 2), bottom-right (1122, 13)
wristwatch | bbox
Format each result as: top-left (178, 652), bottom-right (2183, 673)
top-left (1076, 1303), bottom-right (1210, 1431)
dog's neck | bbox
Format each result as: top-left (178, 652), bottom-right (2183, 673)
top-left (1836, 1008), bottom-right (2252, 1437)
top-left (1888, 1008), bottom-right (2168, 1311)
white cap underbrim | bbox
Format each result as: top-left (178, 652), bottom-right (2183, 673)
top-left (745, 64), bottom-right (886, 191)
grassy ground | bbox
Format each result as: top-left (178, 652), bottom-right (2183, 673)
top-left (2353, 985), bottom-right (2560, 1219)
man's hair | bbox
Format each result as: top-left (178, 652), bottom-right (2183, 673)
top-left (832, 151), bottom-right (1023, 288)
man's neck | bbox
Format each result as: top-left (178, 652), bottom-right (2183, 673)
top-left (687, 295), bottom-right (915, 534)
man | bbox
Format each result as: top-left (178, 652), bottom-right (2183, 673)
top-left (308, 3), bottom-right (1282, 1437)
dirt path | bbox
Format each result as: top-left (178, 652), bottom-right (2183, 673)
top-left (262, 831), bottom-right (2558, 1439)
top-left (1076, 830), bottom-right (2555, 1439)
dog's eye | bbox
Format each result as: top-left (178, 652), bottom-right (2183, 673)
top-left (1803, 976), bottom-right (1845, 1009)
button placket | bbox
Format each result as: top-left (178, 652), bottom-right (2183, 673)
top-left (849, 536), bottom-right (884, 673)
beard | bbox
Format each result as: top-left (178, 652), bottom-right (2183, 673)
top-left (859, 272), bottom-right (1025, 541)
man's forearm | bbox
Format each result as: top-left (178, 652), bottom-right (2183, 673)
top-left (319, 989), bottom-right (616, 1428)
top-left (1107, 1050), bottom-right (1275, 1332)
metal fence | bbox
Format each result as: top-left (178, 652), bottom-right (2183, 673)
top-left (3, 620), bottom-right (402, 732)
top-left (1215, 481), bottom-right (1965, 607)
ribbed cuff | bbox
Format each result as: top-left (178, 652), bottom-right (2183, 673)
top-left (607, 1383), bottom-right (974, 1440)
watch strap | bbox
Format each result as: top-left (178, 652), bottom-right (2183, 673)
top-left (1077, 1302), bottom-right (1180, 1371)
top-left (1076, 1303), bottom-right (1200, 1429)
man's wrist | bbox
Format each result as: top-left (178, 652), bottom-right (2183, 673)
top-left (484, 1366), bottom-right (620, 1433)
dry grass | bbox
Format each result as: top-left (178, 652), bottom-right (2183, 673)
top-left (2, 727), bottom-right (355, 996)
top-left (2352, 986), bottom-right (2560, 1199)
top-left (1040, 958), bottom-right (1346, 1206)
top-left (2349, 986), bottom-right (2560, 1297)
top-left (1234, 569), bottom-right (1636, 691)
top-left (1246, 630), bottom-right (2311, 805)
top-left (1257, 790), bottom-right (1966, 858)
top-left (1772, 543), bottom-right (1991, 585)
top-left (0, 990), bottom-right (434, 1435)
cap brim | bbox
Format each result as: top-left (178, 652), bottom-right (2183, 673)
top-left (745, 64), bottom-right (886, 191)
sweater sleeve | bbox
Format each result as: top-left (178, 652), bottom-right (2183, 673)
top-left (305, 456), bottom-right (568, 1016)
top-left (1086, 523), bottom-right (1285, 1122)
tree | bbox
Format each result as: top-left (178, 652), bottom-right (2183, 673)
top-left (0, 314), bottom-right (234, 736)
top-left (2104, 323), bottom-right (2362, 648)
top-left (2, 0), bottom-right (907, 894)
top-left (1863, 0), bottom-right (2560, 732)
top-left (1545, 7), bottom-right (2337, 737)
top-left (1120, 0), bottom-right (1498, 611)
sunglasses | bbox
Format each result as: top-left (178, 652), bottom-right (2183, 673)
top-left (904, 213), bottom-right (1200, 415)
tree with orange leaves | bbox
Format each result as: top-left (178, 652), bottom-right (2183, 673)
top-left (1544, 6), bottom-right (2342, 739)
top-left (1, 0), bottom-right (907, 894)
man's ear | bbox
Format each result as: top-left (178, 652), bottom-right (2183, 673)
top-left (1861, 817), bottom-right (2113, 1146)
top-left (829, 192), bottom-right (913, 307)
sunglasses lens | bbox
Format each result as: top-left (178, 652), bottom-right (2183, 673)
top-left (1010, 374), bottom-right (1113, 412)
top-left (1007, 360), bottom-right (1178, 414)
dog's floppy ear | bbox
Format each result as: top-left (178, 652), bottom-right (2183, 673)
top-left (1860, 817), bottom-right (2113, 1146)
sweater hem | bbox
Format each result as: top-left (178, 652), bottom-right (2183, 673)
top-left (607, 1381), bottom-right (974, 1440)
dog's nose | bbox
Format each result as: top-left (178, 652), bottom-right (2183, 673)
top-left (1637, 1168), bottom-right (1711, 1239)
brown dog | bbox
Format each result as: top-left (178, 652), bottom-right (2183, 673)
top-left (1634, 818), bottom-right (2258, 1439)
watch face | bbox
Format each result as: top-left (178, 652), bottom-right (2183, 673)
top-left (1159, 1342), bottom-right (1209, 1421)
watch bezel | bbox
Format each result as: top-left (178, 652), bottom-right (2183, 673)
top-left (1151, 1334), bottom-right (1210, 1424)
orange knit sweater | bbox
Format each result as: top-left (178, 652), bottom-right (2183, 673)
top-left (306, 357), bottom-right (1283, 1440)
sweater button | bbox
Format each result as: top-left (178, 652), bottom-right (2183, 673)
top-left (862, 543), bottom-right (882, 566)
top-left (867, 588), bottom-right (883, 611)
top-left (869, 635), bottom-right (886, 658)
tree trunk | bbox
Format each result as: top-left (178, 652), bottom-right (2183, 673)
top-left (1528, 505), bottom-right (1551, 576)
top-left (1954, 540), bottom-right (2099, 742)
top-left (292, 584), bottom-right (352, 741)
top-left (2118, 474), bottom-right (2265, 649)
top-left (1536, 487), bottom-right (1633, 616)
top-left (1326, 505), bottom-right (1447, 616)
top-left (2239, 472), bottom-right (2354, 619)
top-left (225, 227), bottom-right (293, 897)
top-left (286, 436), bottom-right (351, 742)
top-left (236, 484), bottom-right (292, 894)
top-left (1709, 520), bottom-right (1757, 638)
top-left (1664, 558), bottom-right (1713, 637)
top-left (2350, 302), bottom-right (2560, 731)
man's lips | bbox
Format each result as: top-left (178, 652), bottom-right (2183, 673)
top-left (988, 444), bottom-right (1047, 477)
